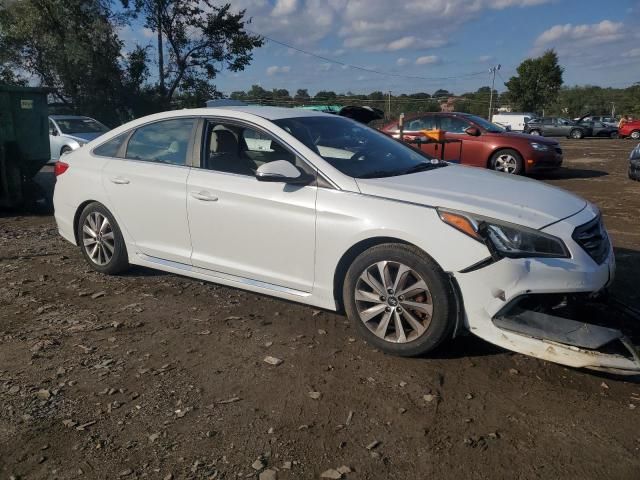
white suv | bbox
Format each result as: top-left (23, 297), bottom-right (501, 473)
top-left (53, 107), bottom-right (638, 374)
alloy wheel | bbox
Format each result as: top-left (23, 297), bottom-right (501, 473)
top-left (354, 261), bottom-right (433, 343)
top-left (82, 212), bottom-right (115, 266)
top-left (494, 153), bottom-right (518, 173)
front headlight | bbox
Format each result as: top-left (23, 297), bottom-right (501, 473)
top-left (530, 142), bottom-right (549, 151)
top-left (438, 209), bottom-right (569, 259)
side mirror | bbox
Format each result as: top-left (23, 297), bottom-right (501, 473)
top-left (50, 128), bottom-right (58, 136)
top-left (505, 125), bottom-right (512, 132)
top-left (255, 160), bottom-right (312, 185)
top-left (465, 126), bottom-right (481, 137)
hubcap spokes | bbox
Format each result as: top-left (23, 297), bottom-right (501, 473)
top-left (82, 212), bottom-right (114, 266)
top-left (355, 261), bottom-right (433, 343)
top-left (495, 154), bottom-right (516, 173)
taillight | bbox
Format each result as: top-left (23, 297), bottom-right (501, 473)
top-left (54, 161), bottom-right (69, 176)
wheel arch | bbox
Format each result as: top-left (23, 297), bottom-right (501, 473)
top-left (486, 146), bottom-right (524, 169)
top-left (73, 200), bottom-right (100, 245)
top-left (333, 237), bottom-right (411, 312)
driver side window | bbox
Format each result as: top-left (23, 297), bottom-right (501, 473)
top-left (439, 116), bottom-right (470, 133)
top-left (202, 121), bottom-right (307, 176)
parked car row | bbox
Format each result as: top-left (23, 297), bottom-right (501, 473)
top-left (52, 105), bottom-right (638, 374)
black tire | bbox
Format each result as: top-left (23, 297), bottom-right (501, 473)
top-left (489, 148), bottom-right (524, 175)
top-left (610, 131), bottom-right (619, 139)
top-left (528, 129), bottom-right (541, 136)
top-left (77, 202), bottom-right (129, 275)
top-left (343, 243), bottom-right (456, 357)
top-left (60, 146), bottom-right (73, 156)
top-left (631, 130), bottom-right (640, 140)
top-left (570, 129), bottom-right (584, 139)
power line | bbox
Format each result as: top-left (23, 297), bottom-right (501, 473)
top-left (250, 30), bottom-right (489, 82)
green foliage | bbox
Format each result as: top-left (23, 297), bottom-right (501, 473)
top-left (505, 49), bottom-right (564, 113)
top-left (0, 0), bottom-right (128, 125)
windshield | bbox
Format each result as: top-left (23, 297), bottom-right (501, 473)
top-left (464, 114), bottom-right (505, 133)
top-left (273, 116), bottom-right (445, 178)
top-left (55, 118), bottom-right (109, 134)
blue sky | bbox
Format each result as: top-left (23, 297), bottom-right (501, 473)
top-left (122, 0), bottom-right (640, 96)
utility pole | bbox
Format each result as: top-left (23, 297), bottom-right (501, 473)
top-left (157, 0), bottom-right (165, 97)
top-left (611, 102), bottom-right (616, 118)
top-left (488, 64), bottom-right (501, 120)
top-left (387, 90), bottom-right (392, 119)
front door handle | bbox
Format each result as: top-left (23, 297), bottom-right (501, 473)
top-left (109, 176), bottom-right (130, 185)
top-left (191, 191), bottom-right (218, 202)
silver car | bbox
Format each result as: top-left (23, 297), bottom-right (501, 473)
top-left (49, 115), bottom-right (110, 163)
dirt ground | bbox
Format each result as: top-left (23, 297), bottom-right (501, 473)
top-left (1, 138), bottom-right (640, 480)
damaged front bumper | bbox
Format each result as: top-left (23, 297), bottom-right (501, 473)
top-left (454, 207), bottom-right (640, 375)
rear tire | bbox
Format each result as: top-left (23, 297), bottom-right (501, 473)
top-left (570, 129), bottom-right (584, 139)
top-left (77, 202), bottom-right (129, 275)
top-left (631, 130), bottom-right (640, 140)
top-left (529, 129), bottom-right (541, 136)
top-left (343, 243), bottom-right (455, 357)
top-left (489, 148), bottom-right (524, 175)
top-left (610, 131), bottom-right (619, 139)
top-left (60, 146), bottom-right (72, 156)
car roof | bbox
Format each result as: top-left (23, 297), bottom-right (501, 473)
top-left (203, 105), bottom-right (333, 120)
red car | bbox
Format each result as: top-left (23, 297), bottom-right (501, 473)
top-left (619, 120), bottom-right (640, 140)
top-left (381, 112), bottom-right (563, 175)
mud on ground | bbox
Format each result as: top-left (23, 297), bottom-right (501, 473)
top-left (1, 138), bottom-right (640, 479)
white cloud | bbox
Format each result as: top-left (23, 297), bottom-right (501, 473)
top-left (535, 20), bottom-right (624, 47)
top-left (271, 0), bottom-right (298, 16)
top-left (266, 65), bottom-right (291, 75)
top-left (396, 57), bottom-right (410, 66)
top-left (622, 48), bottom-right (640, 58)
top-left (415, 55), bottom-right (440, 65)
top-left (477, 55), bottom-right (494, 63)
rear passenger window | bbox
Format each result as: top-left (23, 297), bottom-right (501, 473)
top-left (125, 118), bottom-right (195, 166)
top-left (93, 133), bottom-right (128, 158)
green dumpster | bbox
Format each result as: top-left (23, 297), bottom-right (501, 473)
top-left (0, 85), bottom-right (50, 208)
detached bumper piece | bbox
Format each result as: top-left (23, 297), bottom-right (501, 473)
top-left (493, 294), bottom-right (640, 375)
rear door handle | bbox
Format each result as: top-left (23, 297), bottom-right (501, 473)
top-left (109, 176), bottom-right (130, 185)
top-left (191, 191), bottom-right (218, 202)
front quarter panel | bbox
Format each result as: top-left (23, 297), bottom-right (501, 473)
top-left (313, 188), bottom-right (491, 308)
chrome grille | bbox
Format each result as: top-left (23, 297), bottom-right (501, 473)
top-left (573, 216), bottom-right (610, 264)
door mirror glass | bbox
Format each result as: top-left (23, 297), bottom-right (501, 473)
top-left (255, 160), bottom-right (311, 184)
top-left (49, 128), bottom-right (58, 136)
top-left (464, 126), bottom-right (481, 137)
top-left (504, 125), bottom-right (512, 131)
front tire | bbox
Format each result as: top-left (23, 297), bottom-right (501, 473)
top-left (528, 129), bottom-right (541, 136)
top-left (570, 129), bottom-right (584, 139)
top-left (490, 148), bottom-right (523, 175)
top-left (77, 202), bottom-right (129, 274)
top-left (631, 130), bottom-right (640, 140)
top-left (343, 243), bottom-right (455, 357)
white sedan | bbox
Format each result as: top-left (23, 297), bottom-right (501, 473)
top-left (53, 106), bottom-right (639, 374)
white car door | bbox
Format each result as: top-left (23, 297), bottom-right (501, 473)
top-left (186, 120), bottom-right (317, 292)
top-left (101, 118), bottom-right (196, 264)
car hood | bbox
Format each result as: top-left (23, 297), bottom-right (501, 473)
top-left (355, 165), bottom-right (587, 230)
top-left (62, 132), bottom-right (106, 142)
top-left (487, 131), bottom-right (559, 143)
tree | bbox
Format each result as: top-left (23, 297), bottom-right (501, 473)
top-left (433, 89), bottom-right (452, 98)
top-left (368, 91), bottom-right (385, 100)
top-left (315, 90), bottom-right (337, 101)
top-left (0, 0), bottom-right (129, 125)
top-left (505, 49), bottom-right (564, 113)
top-left (294, 88), bottom-right (310, 101)
top-left (130, 1), bottom-right (263, 105)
